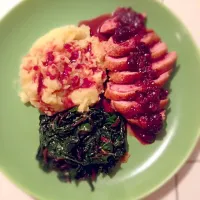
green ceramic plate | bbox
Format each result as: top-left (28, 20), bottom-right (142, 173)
top-left (0, 0), bottom-right (200, 199)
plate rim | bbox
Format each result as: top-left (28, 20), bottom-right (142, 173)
top-left (0, 0), bottom-right (199, 199)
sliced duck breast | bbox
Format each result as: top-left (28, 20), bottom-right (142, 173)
top-left (111, 99), bottom-right (168, 117)
top-left (104, 37), bottom-right (136, 57)
top-left (109, 71), bottom-right (142, 84)
top-left (104, 56), bottom-right (129, 71)
top-left (154, 70), bottom-right (173, 87)
top-left (150, 42), bottom-right (168, 60)
top-left (105, 52), bottom-right (176, 74)
top-left (100, 13), bottom-right (147, 34)
top-left (105, 82), bottom-right (142, 101)
top-left (141, 31), bottom-right (160, 46)
top-left (99, 17), bottom-right (118, 34)
top-left (104, 31), bottom-right (161, 57)
top-left (108, 69), bottom-right (172, 85)
top-left (152, 52), bottom-right (177, 75)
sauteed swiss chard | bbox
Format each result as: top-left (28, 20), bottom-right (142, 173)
top-left (36, 107), bottom-right (127, 181)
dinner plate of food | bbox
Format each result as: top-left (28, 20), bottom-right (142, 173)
top-left (0, 0), bottom-right (199, 199)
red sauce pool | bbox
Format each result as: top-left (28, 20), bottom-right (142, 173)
top-left (79, 14), bottom-right (111, 40)
top-left (127, 124), bottom-right (156, 145)
top-left (120, 152), bottom-right (130, 163)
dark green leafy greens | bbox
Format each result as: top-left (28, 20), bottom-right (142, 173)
top-left (36, 107), bottom-right (127, 181)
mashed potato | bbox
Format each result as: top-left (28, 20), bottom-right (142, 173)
top-left (19, 25), bottom-right (106, 115)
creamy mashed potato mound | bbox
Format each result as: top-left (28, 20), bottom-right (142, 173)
top-left (19, 25), bottom-right (106, 115)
